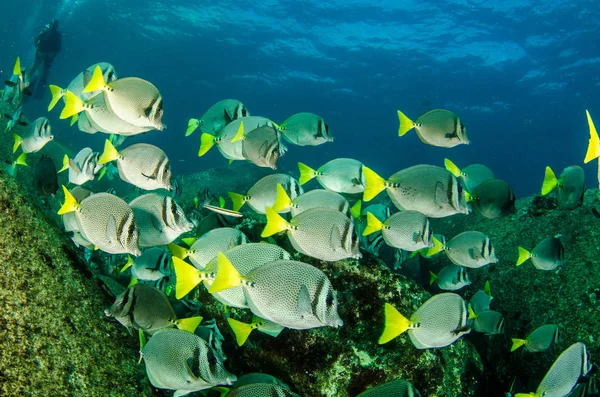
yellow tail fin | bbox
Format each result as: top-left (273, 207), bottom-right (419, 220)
top-left (363, 212), bottom-right (384, 236)
top-left (14, 152), bottom-right (27, 167)
top-left (397, 110), bottom-right (415, 136)
top-left (186, 118), bottom-right (200, 136)
top-left (70, 114), bottom-right (79, 127)
top-left (176, 316), bottom-right (203, 334)
top-left (350, 200), bottom-right (362, 219)
top-left (228, 192), bottom-right (247, 212)
top-left (13, 57), bottom-right (21, 76)
top-left (60, 91), bottom-right (85, 119)
top-left (261, 207), bottom-right (290, 237)
top-left (209, 252), bottom-right (244, 294)
top-left (198, 133), bottom-right (215, 156)
top-left (541, 166), bottom-right (557, 195)
top-left (511, 338), bottom-right (526, 352)
top-left (584, 110), bottom-right (600, 163)
top-left (48, 85), bottom-right (65, 111)
top-left (429, 271), bottom-right (438, 285)
top-left (12, 134), bottom-right (22, 153)
top-left (58, 185), bottom-right (80, 215)
top-left (119, 255), bottom-right (134, 272)
top-left (378, 303), bottom-right (411, 344)
top-left (230, 121), bottom-right (245, 142)
top-left (98, 139), bottom-right (120, 164)
top-left (516, 246), bottom-right (531, 266)
top-left (181, 237), bottom-right (197, 247)
top-left (168, 243), bottom-right (189, 260)
top-left (297, 162), bottom-right (317, 185)
top-left (484, 280), bottom-right (493, 299)
top-left (426, 236), bottom-right (445, 257)
top-left (82, 65), bottom-right (107, 93)
top-left (272, 184), bottom-right (292, 212)
top-left (58, 154), bottom-right (69, 173)
top-left (227, 318), bottom-right (254, 346)
top-left (362, 166), bottom-right (386, 202)
top-left (468, 304), bottom-right (477, 320)
top-left (444, 158), bottom-right (462, 178)
top-left (173, 257), bottom-right (204, 299)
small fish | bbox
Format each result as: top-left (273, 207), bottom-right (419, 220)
top-left (98, 139), bottom-right (172, 191)
top-left (397, 109), bottom-right (468, 148)
top-left (34, 155), bottom-right (58, 196)
top-left (272, 184), bottom-right (350, 216)
top-left (121, 248), bottom-right (171, 282)
top-left (541, 166), bottom-right (585, 209)
top-left (141, 329), bottom-right (236, 395)
top-left (13, 117), bottom-right (53, 154)
top-left (516, 235), bottom-right (565, 271)
top-left (229, 174), bottom-right (302, 214)
top-left (363, 210), bottom-right (433, 251)
top-left (467, 179), bottom-right (516, 219)
top-left (130, 193), bottom-right (194, 247)
top-left (379, 293), bottom-right (470, 348)
top-left (105, 284), bottom-right (202, 335)
top-left (511, 324), bottom-right (559, 353)
top-left (209, 254), bottom-right (343, 330)
top-left (356, 379), bottom-right (421, 397)
top-left (469, 290), bottom-right (492, 316)
top-left (186, 99), bottom-right (249, 136)
top-left (3, 153), bottom-right (27, 177)
top-left (262, 207), bottom-right (361, 262)
top-left (3, 58), bottom-right (31, 108)
top-left (471, 310), bottom-right (504, 335)
top-left (61, 148), bottom-right (104, 186)
top-left (170, 174), bottom-right (183, 200)
top-left (298, 158), bottom-right (365, 194)
top-left (515, 342), bottom-right (590, 397)
top-left (58, 187), bottom-right (140, 256)
top-left (429, 231), bottom-right (498, 268)
top-left (4, 106), bottom-right (27, 132)
top-left (430, 264), bottom-right (471, 291)
top-left (278, 112), bottom-right (333, 146)
top-left (202, 204), bottom-right (243, 218)
top-left (240, 125), bottom-right (284, 169)
top-left (227, 316), bottom-right (284, 346)
top-left (363, 165), bottom-right (469, 218)
top-left (445, 159), bottom-right (494, 193)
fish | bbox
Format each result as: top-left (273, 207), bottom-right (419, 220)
top-left (363, 165), bottom-right (469, 218)
top-left (4, 106), bottom-right (27, 132)
top-left (226, 382), bottom-right (300, 397)
top-left (58, 187), bottom-right (140, 256)
top-left (3, 58), bottom-right (31, 108)
top-left (76, 66), bottom-right (165, 130)
top-left (467, 179), bottom-right (516, 219)
top-left (298, 158), bottom-right (365, 194)
top-left (444, 159), bottom-right (494, 193)
top-left (171, 174), bottom-right (183, 200)
top-left (227, 316), bottom-right (285, 346)
top-left (471, 310), bottom-right (504, 335)
top-left (62, 186), bottom-right (93, 233)
top-left (105, 284), bottom-right (202, 335)
top-left (141, 329), bottom-right (236, 395)
top-left (240, 125), bottom-right (284, 169)
top-left (61, 148), bottom-right (104, 186)
top-left (379, 293), bottom-right (470, 348)
top-left (48, 62), bottom-right (117, 111)
top-left (397, 109), bottom-right (468, 148)
top-left (278, 112), bottom-right (333, 146)
top-left (515, 342), bottom-right (590, 397)
top-left (169, 227), bottom-right (248, 270)
top-left (3, 153), bottom-right (27, 177)
top-left (13, 117), bottom-right (53, 154)
top-left (34, 155), bottom-right (58, 196)
top-left (541, 166), bottom-right (585, 209)
top-left (516, 235), bottom-right (565, 271)
top-left (469, 290), bottom-right (492, 316)
top-left (429, 231), bottom-right (498, 268)
top-left (354, 203), bottom-right (392, 255)
top-left (363, 210), bottom-right (433, 251)
top-left (430, 264), bottom-right (471, 291)
top-left (511, 324), bottom-right (559, 352)
top-left (129, 193), bottom-right (194, 247)
top-left (186, 99), bottom-right (249, 136)
top-left (262, 207), bottom-right (361, 262)
top-left (272, 185), bottom-right (350, 216)
top-left (356, 379), bottom-right (421, 397)
top-left (98, 139), bottom-right (172, 191)
top-left (121, 248), bottom-right (171, 281)
top-left (199, 116), bottom-right (277, 161)
top-left (229, 174), bottom-right (302, 214)
top-left (209, 254), bottom-right (343, 330)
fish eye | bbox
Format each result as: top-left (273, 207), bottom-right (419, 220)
top-left (326, 291), bottom-right (334, 307)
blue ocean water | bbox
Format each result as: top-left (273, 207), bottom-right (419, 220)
top-left (1, 0), bottom-right (599, 197)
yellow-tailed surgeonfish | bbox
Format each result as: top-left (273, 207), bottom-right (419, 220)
top-left (444, 158), bottom-right (494, 193)
top-left (12, 117), bottom-right (53, 154)
top-left (397, 109), bottom-right (468, 148)
top-left (298, 158), bottom-right (365, 194)
top-left (511, 324), bottom-right (559, 352)
top-left (427, 231), bottom-right (498, 268)
top-left (227, 316), bottom-right (284, 347)
top-left (272, 184), bottom-right (350, 216)
top-left (363, 210), bottom-right (433, 251)
top-left (356, 379), bottom-right (420, 397)
top-left (516, 235), bottom-right (565, 271)
top-left (186, 99), bottom-right (248, 136)
top-left (278, 112), bottom-right (333, 146)
top-left (541, 165), bottom-right (585, 209)
top-left (229, 173), bottom-right (302, 214)
top-left (467, 179), bottom-right (515, 219)
top-left (430, 264), bottom-right (471, 291)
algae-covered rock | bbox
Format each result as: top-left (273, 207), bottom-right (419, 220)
top-left (0, 169), bottom-right (154, 395)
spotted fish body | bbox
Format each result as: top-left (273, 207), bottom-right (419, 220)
top-left (378, 210), bottom-right (433, 251)
top-left (130, 193), bottom-right (194, 247)
top-left (83, 93), bottom-right (153, 136)
top-left (227, 383), bottom-right (301, 397)
top-left (185, 228), bottom-right (248, 270)
top-left (116, 143), bottom-right (172, 191)
top-left (445, 231), bottom-right (498, 268)
top-left (241, 125), bottom-right (284, 169)
top-left (208, 116), bottom-right (277, 160)
top-left (187, 99), bottom-right (249, 136)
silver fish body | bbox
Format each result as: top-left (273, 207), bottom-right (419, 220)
top-left (400, 109), bottom-right (468, 148)
top-left (279, 112), bottom-right (333, 146)
top-left (469, 179), bottom-right (515, 219)
top-left (432, 264), bottom-right (471, 291)
top-left (130, 193), bottom-right (194, 247)
top-left (301, 158), bottom-right (365, 194)
top-left (68, 148), bottom-right (103, 185)
top-left (287, 189), bottom-right (349, 217)
top-left (18, 117), bottom-right (53, 153)
top-left (131, 248), bottom-right (171, 281)
top-left (186, 227), bottom-right (248, 270)
top-left (445, 231), bottom-right (498, 268)
top-left (211, 116), bottom-right (277, 160)
top-left (557, 166), bottom-right (585, 209)
top-left (531, 342), bottom-right (590, 397)
top-left (242, 125), bottom-right (284, 169)
top-left (227, 383), bottom-right (300, 397)
top-left (472, 310), bottom-right (504, 335)
top-left (116, 143), bottom-right (172, 191)
top-left (459, 164), bottom-right (494, 193)
top-left (188, 99), bottom-right (249, 135)
top-left (232, 174), bottom-right (303, 214)
top-left (379, 210), bottom-right (433, 251)
top-left (357, 379), bottom-right (421, 397)
top-left (84, 93), bottom-right (154, 136)
top-left (530, 236), bottom-right (565, 271)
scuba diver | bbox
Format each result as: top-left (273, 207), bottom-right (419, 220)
top-left (28, 19), bottom-right (62, 100)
